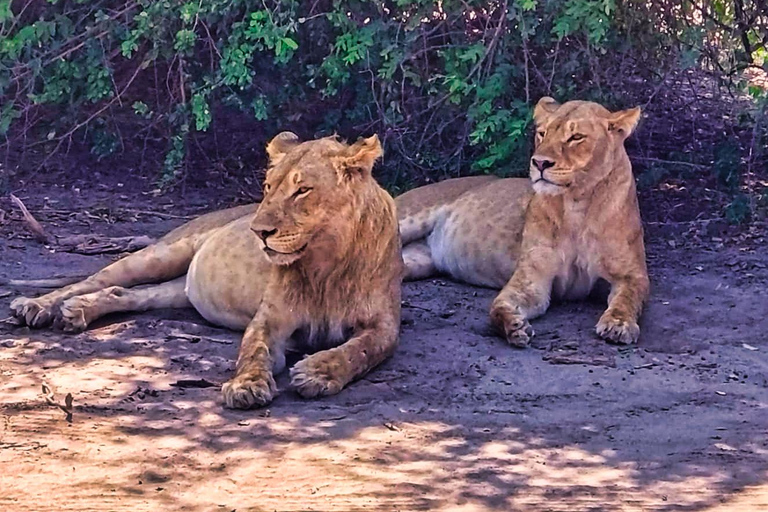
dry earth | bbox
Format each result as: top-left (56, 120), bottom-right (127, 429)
top-left (1, 189), bottom-right (767, 511)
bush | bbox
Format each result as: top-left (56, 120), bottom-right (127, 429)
top-left (0, 0), bottom-right (766, 190)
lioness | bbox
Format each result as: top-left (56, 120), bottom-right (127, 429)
top-left (397, 97), bottom-right (650, 346)
top-left (11, 133), bottom-right (403, 409)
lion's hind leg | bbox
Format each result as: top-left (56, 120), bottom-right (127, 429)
top-left (11, 238), bottom-right (198, 328)
top-left (56, 277), bottom-right (190, 332)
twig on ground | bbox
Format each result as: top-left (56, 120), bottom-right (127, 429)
top-left (41, 382), bottom-right (73, 423)
top-left (56, 234), bottom-right (155, 255)
top-left (120, 209), bottom-right (195, 220)
top-left (166, 329), bottom-right (235, 345)
top-left (9, 194), bottom-right (50, 243)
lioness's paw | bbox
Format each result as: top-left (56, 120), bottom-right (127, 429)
top-left (221, 369), bottom-right (277, 409)
top-left (10, 296), bottom-right (57, 328)
top-left (490, 305), bottom-right (534, 348)
top-left (57, 296), bottom-right (93, 333)
top-left (290, 350), bottom-right (347, 399)
top-left (596, 312), bottom-right (639, 345)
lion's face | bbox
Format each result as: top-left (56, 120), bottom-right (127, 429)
top-left (529, 98), bottom-right (641, 196)
top-left (251, 132), bottom-right (383, 266)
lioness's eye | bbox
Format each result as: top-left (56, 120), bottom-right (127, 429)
top-left (568, 134), bottom-right (586, 143)
top-left (537, 130), bottom-right (545, 138)
top-left (263, 183), bottom-right (271, 193)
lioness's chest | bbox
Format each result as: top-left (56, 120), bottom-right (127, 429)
top-left (550, 232), bottom-right (603, 300)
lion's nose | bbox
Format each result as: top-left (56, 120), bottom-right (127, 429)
top-left (531, 157), bottom-right (555, 172)
top-left (251, 223), bottom-right (278, 242)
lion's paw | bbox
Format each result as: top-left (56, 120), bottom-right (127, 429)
top-left (56, 296), bottom-right (94, 333)
top-left (596, 311), bottom-right (639, 345)
top-left (9, 296), bottom-right (57, 328)
top-left (221, 369), bottom-right (277, 409)
top-left (490, 305), bottom-right (534, 348)
top-left (290, 350), bottom-right (347, 399)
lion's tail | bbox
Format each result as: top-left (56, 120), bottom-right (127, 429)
top-left (0, 275), bottom-right (87, 288)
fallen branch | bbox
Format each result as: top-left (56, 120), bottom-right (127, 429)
top-left (633, 157), bottom-right (709, 169)
top-left (56, 234), bottom-right (155, 255)
top-left (543, 351), bottom-right (616, 367)
top-left (120, 208), bottom-right (195, 220)
top-left (9, 195), bottom-right (50, 244)
top-left (41, 382), bottom-right (73, 423)
top-left (166, 329), bottom-right (235, 345)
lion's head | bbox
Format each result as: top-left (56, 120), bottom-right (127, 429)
top-left (529, 97), bottom-right (641, 196)
top-left (251, 132), bottom-right (384, 266)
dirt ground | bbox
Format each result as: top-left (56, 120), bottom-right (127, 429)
top-left (1, 185), bottom-right (768, 511)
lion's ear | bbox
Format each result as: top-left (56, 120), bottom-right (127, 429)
top-left (335, 134), bottom-right (383, 180)
top-left (534, 96), bottom-right (560, 124)
top-left (608, 107), bottom-right (641, 138)
top-left (266, 131), bottom-right (300, 165)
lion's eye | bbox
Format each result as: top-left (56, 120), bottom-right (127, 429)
top-left (293, 186), bottom-right (312, 198)
top-left (568, 133), bottom-right (586, 143)
top-left (537, 131), bottom-right (545, 139)
top-left (263, 183), bottom-right (272, 194)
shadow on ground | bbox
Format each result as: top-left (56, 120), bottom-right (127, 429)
top-left (1, 202), bottom-right (767, 510)
top-left (1, 258), bottom-right (767, 511)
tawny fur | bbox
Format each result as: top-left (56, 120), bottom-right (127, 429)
top-left (398, 98), bottom-right (649, 346)
top-left (10, 134), bottom-right (402, 410)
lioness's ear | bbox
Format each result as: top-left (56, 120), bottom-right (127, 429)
top-left (266, 131), bottom-right (300, 165)
top-left (608, 107), bottom-right (641, 138)
top-left (335, 134), bottom-right (383, 179)
top-left (534, 96), bottom-right (560, 123)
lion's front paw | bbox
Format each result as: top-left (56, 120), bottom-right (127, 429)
top-left (596, 311), bottom-right (639, 345)
top-left (10, 296), bottom-right (58, 328)
top-left (56, 296), bottom-right (94, 333)
top-left (221, 369), bottom-right (277, 409)
top-left (490, 305), bottom-right (534, 348)
top-left (290, 349), bottom-right (348, 399)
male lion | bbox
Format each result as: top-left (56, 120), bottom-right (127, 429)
top-left (10, 133), bottom-right (403, 409)
top-left (397, 97), bottom-right (650, 346)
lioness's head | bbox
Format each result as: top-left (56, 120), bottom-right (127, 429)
top-left (251, 132), bottom-right (383, 266)
top-left (529, 97), bottom-right (641, 195)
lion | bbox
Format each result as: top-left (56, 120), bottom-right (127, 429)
top-left (10, 133), bottom-right (403, 409)
top-left (397, 97), bottom-right (650, 346)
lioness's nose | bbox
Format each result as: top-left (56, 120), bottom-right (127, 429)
top-left (531, 157), bottom-right (555, 172)
top-left (251, 222), bottom-right (277, 242)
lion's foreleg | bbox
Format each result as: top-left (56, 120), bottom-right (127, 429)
top-left (289, 320), bottom-right (399, 399)
top-left (596, 273), bottom-right (649, 344)
top-left (490, 260), bottom-right (554, 348)
top-left (221, 305), bottom-right (296, 409)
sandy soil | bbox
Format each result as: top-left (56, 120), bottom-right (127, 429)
top-left (1, 190), bottom-right (767, 511)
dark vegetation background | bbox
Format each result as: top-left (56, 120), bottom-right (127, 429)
top-left (0, 0), bottom-right (767, 226)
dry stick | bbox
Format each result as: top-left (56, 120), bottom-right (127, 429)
top-left (633, 157), bottom-right (709, 169)
top-left (119, 208), bottom-right (195, 220)
top-left (41, 382), bottom-right (73, 423)
top-left (56, 234), bottom-right (156, 255)
top-left (9, 194), bottom-right (50, 243)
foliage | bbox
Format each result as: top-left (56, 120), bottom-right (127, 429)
top-left (0, 0), bottom-right (766, 189)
